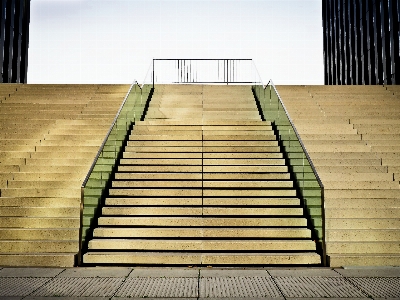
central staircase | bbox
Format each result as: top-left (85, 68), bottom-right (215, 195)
top-left (83, 85), bottom-right (320, 265)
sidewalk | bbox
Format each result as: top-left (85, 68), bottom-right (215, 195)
top-left (0, 266), bottom-right (399, 299)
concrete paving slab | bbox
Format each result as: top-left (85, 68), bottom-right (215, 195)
top-left (114, 298), bottom-right (195, 300)
top-left (198, 298), bottom-right (284, 300)
top-left (116, 277), bottom-right (198, 298)
top-left (59, 267), bottom-right (132, 277)
top-left (0, 268), bottom-right (64, 277)
top-left (129, 268), bottom-right (199, 278)
top-left (31, 277), bottom-right (125, 297)
top-left (335, 266), bottom-right (400, 277)
top-left (347, 277), bottom-right (400, 298)
top-left (274, 277), bottom-right (366, 298)
top-left (0, 277), bottom-right (52, 296)
top-left (267, 268), bottom-right (340, 277)
top-left (285, 298), bottom-right (369, 300)
top-left (25, 298), bottom-right (109, 300)
top-left (200, 276), bottom-right (282, 298)
top-left (200, 269), bottom-right (269, 277)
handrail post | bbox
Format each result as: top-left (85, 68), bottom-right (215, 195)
top-left (152, 59), bottom-right (155, 88)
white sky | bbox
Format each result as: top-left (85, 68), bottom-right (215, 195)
top-left (28, 0), bottom-right (323, 85)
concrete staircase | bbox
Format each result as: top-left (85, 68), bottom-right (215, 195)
top-left (0, 84), bottom-right (129, 266)
top-left (83, 85), bottom-right (321, 265)
top-left (277, 85), bottom-right (400, 267)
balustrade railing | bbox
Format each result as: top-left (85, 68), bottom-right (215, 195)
top-left (78, 68), bottom-right (153, 265)
top-left (152, 59), bottom-right (254, 85)
top-left (252, 75), bottom-right (326, 266)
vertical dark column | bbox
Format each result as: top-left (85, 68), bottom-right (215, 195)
top-left (348, 0), bottom-right (355, 84)
top-left (380, 0), bottom-right (391, 84)
top-left (20, 0), bottom-right (29, 83)
top-left (375, 0), bottom-right (382, 84)
top-left (0, 0), bottom-right (6, 80)
top-left (12, 0), bottom-right (22, 82)
top-left (342, 0), bottom-right (351, 84)
top-left (1, 0), bottom-right (30, 83)
top-left (334, 0), bottom-right (340, 84)
top-left (386, 0), bottom-right (394, 84)
top-left (394, 0), bottom-right (400, 84)
top-left (3, 0), bottom-right (15, 83)
top-left (327, 1), bottom-right (334, 84)
top-left (323, 0), bottom-right (328, 84)
top-left (353, 0), bottom-right (363, 84)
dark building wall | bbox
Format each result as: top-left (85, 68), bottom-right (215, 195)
top-left (1, 0), bottom-right (30, 83)
top-left (323, 0), bottom-right (400, 85)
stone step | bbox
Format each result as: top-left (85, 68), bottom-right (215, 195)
top-left (0, 253), bottom-right (75, 267)
top-left (123, 152), bottom-right (202, 159)
top-left (203, 173), bottom-right (290, 180)
top-left (130, 134), bottom-right (202, 141)
top-left (118, 165), bottom-right (202, 172)
top-left (324, 189), bottom-right (399, 199)
top-left (324, 181), bottom-right (399, 189)
top-left (319, 172), bottom-right (393, 181)
top-left (101, 206), bottom-right (303, 216)
top-left (119, 158), bottom-right (202, 165)
top-left (325, 218), bottom-right (400, 230)
top-left (115, 173), bottom-right (202, 180)
top-left (203, 158), bottom-right (285, 165)
top-left (0, 228), bottom-right (78, 240)
top-left (203, 165), bottom-right (288, 172)
top-left (203, 135), bottom-right (276, 141)
top-left (0, 240), bottom-right (78, 253)
top-left (88, 239), bottom-right (315, 251)
top-left (315, 165), bottom-right (388, 173)
top-left (92, 228), bottom-right (311, 239)
top-left (327, 241), bottom-right (400, 254)
top-left (98, 216), bottom-right (308, 227)
top-left (203, 181), bottom-right (293, 188)
top-left (0, 207), bottom-right (79, 217)
top-left (327, 254), bottom-right (400, 267)
top-left (12, 173), bottom-right (84, 181)
top-left (124, 146), bottom-right (202, 153)
top-left (105, 197), bottom-right (300, 206)
top-left (327, 229), bottom-right (400, 242)
top-left (0, 197), bottom-right (80, 207)
top-left (112, 180), bottom-right (202, 188)
top-left (83, 252), bottom-right (321, 265)
top-left (324, 198), bottom-right (399, 209)
top-left (326, 208), bottom-right (400, 218)
top-left (1, 188), bottom-right (81, 198)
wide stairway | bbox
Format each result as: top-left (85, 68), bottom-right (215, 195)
top-left (83, 85), bottom-right (321, 265)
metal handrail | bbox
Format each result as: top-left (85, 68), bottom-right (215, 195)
top-left (263, 79), bottom-right (326, 266)
top-left (251, 60), bottom-right (266, 89)
top-left (81, 80), bottom-right (138, 188)
top-left (266, 79), bottom-right (324, 189)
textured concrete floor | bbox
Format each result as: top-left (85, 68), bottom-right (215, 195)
top-left (0, 266), bottom-right (399, 299)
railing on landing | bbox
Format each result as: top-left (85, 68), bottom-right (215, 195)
top-left (152, 59), bottom-right (254, 85)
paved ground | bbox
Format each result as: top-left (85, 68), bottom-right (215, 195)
top-left (0, 266), bottom-right (399, 299)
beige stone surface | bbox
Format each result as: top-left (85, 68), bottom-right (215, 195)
top-left (278, 84), bottom-right (400, 267)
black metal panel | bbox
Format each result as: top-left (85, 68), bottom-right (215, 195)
top-left (323, 0), bottom-right (399, 84)
top-left (1, 0), bottom-right (30, 83)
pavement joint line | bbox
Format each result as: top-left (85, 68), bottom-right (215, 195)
top-left (266, 270), bottom-right (287, 300)
top-left (332, 267), bottom-right (396, 299)
top-left (109, 268), bottom-right (134, 299)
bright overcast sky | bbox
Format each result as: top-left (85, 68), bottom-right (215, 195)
top-left (28, 0), bottom-right (323, 85)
